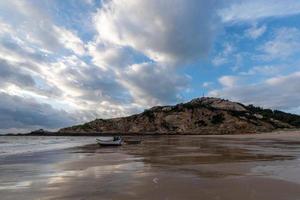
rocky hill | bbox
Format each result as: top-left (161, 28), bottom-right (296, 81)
top-left (59, 97), bottom-right (300, 135)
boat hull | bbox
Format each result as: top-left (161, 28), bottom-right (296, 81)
top-left (96, 139), bottom-right (122, 146)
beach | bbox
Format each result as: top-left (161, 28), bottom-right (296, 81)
top-left (1, 130), bottom-right (300, 200)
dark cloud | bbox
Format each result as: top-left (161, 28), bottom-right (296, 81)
top-left (0, 92), bottom-right (76, 132)
top-left (0, 59), bottom-right (63, 98)
top-left (119, 63), bottom-right (189, 107)
top-left (0, 38), bottom-right (49, 63)
top-left (0, 59), bottom-right (35, 88)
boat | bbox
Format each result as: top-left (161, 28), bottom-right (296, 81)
top-left (96, 136), bottom-right (122, 146)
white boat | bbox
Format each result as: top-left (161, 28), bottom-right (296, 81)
top-left (96, 136), bottom-right (122, 146)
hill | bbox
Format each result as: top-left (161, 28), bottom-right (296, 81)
top-left (59, 97), bottom-right (300, 135)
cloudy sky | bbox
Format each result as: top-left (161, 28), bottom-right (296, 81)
top-left (1, 0), bottom-right (300, 133)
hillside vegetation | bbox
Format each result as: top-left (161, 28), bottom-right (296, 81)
top-left (59, 97), bottom-right (300, 135)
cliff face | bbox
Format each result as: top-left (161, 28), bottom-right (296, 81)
top-left (59, 97), bottom-right (300, 134)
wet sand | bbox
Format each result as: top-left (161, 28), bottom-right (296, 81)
top-left (1, 131), bottom-right (300, 200)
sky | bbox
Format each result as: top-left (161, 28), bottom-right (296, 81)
top-left (0, 0), bottom-right (300, 133)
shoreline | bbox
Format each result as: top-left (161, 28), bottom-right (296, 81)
top-left (1, 128), bottom-right (300, 137)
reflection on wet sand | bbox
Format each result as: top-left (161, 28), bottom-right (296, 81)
top-left (1, 134), bottom-right (300, 200)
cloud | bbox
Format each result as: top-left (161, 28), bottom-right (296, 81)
top-left (239, 65), bottom-right (281, 76)
top-left (219, 0), bottom-right (300, 23)
top-left (88, 0), bottom-right (215, 108)
top-left (212, 43), bottom-right (235, 66)
top-left (43, 55), bottom-right (130, 106)
top-left (0, 92), bottom-right (76, 133)
top-left (0, 23), bottom-right (50, 65)
top-left (0, 1), bottom-right (142, 132)
top-left (257, 27), bottom-right (300, 60)
top-left (210, 71), bottom-right (300, 112)
top-left (0, 59), bottom-right (35, 88)
top-left (0, 1), bottom-right (85, 56)
top-left (202, 82), bottom-right (213, 88)
top-left (245, 24), bottom-right (267, 39)
top-left (118, 62), bottom-right (189, 107)
top-left (53, 26), bottom-right (86, 56)
top-left (87, 42), bottom-right (141, 70)
top-left (0, 58), bottom-right (63, 98)
top-left (0, 1), bottom-right (61, 52)
top-left (212, 56), bottom-right (227, 67)
top-left (83, 0), bottom-right (95, 6)
top-left (218, 75), bottom-right (239, 87)
top-left (93, 0), bottom-right (219, 64)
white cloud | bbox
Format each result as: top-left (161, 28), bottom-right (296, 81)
top-left (212, 56), bottom-right (227, 67)
top-left (210, 71), bottom-right (300, 112)
top-left (258, 27), bottom-right (300, 60)
top-left (212, 43), bottom-right (235, 66)
top-left (53, 26), bottom-right (86, 56)
top-left (245, 24), bottom-right (267, 39)
top-left (93, 0), bottom-right (219, 64)
top-left (0, 19), bottom-right (12, 35)
top-left (0, 1), bottom-right (85, 56)
top-left (239, 65), bottom-right (281, 76)
top-left (83, 0), bottom-right (95, 6)
top-left (218, 75), bottom-right (239, 87)
top-left (202, 82), bottom-right (213, 88)
top-left (219, 0), bottom-right (300, 23)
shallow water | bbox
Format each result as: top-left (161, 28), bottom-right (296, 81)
top-left (0, 136), bottom-right (98, 156)
top-left (1, 135), bottom-right (300, 200)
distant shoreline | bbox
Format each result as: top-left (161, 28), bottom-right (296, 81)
top-left (2, 128), bottom-right (299, 137)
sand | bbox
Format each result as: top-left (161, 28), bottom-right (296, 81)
top-left (1, 130), bottom-right (300, 200)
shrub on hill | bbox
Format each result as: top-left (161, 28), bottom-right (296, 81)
top-left (247, 105), bottom-right (300, 127)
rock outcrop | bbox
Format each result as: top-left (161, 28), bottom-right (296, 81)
top-left (59, 97), bottom-right (300, 135)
